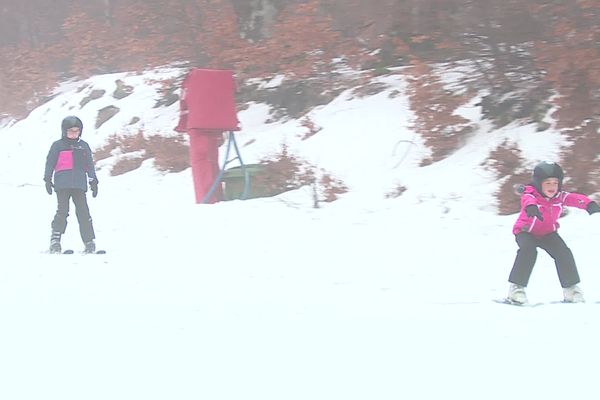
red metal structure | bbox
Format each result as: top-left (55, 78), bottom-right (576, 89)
top-left (175, 69), bottom-right (240, 203)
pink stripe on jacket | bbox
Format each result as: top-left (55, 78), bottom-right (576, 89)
top-left (513, 185), bottom-right (592, 237)
top-left (54, 150), bottom-right (73, 172)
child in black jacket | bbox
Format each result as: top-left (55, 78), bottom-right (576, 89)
top-left (44, 116), bottom-right (99, 253)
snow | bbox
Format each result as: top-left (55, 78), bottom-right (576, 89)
top-left (1, 68), bottom-right (599, 400)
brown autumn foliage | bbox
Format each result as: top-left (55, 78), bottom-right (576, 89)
top-left (530, 1), bottom-right (600, 196)
top-left (256, 143), bottom-right (348, 204)
top-left (0, 0), bottom-right (599, 209)
top-left (485, 141), bottom-right (529, 215)
top-left (406, 58), bottom-right (474, 164)
top-left (95, 131), bottom-right (189, 176)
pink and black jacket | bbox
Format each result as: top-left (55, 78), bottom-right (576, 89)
top-left (44, 137), bottom-right (97, 192)
top-left (512, 184), bottom-right (592, 238)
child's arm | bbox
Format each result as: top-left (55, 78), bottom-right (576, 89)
top-left (520, 193), bottom-right (544, 220)
top-left (562, 192), bottom-right (593, 211)
top-left (520, 193), bottom-right (539, 209)
top-left (84, 142), bottom-right (98, 181)
top-left (85, 143), bottom-right (99, 198)
top-left (44, 142), bottom-right (59, 182)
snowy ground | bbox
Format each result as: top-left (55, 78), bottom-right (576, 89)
top-left (1, 69), bottom-right (600, 400)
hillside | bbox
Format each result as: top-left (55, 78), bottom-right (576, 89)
top-left (1, 63), bottom-right (575, 214)
top-left (1, 1), bottom-right (598, 207)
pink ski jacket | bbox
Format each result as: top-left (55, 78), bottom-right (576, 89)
top-left (513, 185), bottom-right (592, 237)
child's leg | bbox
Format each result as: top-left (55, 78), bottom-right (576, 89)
top-left (72, 190), bottom-right (95, 243)
top-left (538, 232), bottom-right (580, 288)
top-left (51, 190), bottom-right (71, 233)
top-left (508, 232), bottom-right (538, 286)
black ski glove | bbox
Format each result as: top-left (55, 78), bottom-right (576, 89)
top-left (586, 201), bottom-right (600, 215)
top-left (90, 179), bottom-right (98, 198)
top-left (45, 179), bottom-right (53, 195)
top-left (525, 205), bottom-right (543, 221)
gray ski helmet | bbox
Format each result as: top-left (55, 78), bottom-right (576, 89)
top-left (61, 115), bottom-right (83, 138)
top-left (532, 161), bottom-right (564, 192)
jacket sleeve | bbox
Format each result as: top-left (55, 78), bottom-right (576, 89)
top-left (562, 192), bottom-right (591, 210)
top-left (520, 193), bottom-right (539, 210)
top-left (85, 142), bottom-right (98, 182)
top-left (44, 142), bottom-right (58, 181)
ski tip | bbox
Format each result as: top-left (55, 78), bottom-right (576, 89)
top-left (62, 249), bottom-right (74, 254)
top-left (95, 250), bottom-right (106, 254)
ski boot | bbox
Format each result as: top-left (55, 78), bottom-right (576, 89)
top-left (563, 285), bottom-right (585, 303)
top-left (49, 231), bottom-right (62, 253)
top-left (507, 283), bottom-right (528, 305)
top-left (84, 240), bottom-right (96, 254)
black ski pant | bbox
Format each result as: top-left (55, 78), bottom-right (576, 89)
top-left (508, 232), bottom-right (580, 288)
top-left (51, 189), bottom-right (95, 243)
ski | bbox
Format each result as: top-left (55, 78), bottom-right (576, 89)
top-left (548, 300), bottom-right (586, 305)
top-left (493, 298), bottom-right (594, 307)
top-left (46, 249), bottom-right (73, 254)
top-left (493, 298), bottom-right (544, 307)
top-left (80, 249), bottom-right (107, 255)
top-left (46, 249), bottom-right (105, 255)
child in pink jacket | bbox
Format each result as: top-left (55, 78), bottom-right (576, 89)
top-left (507, 162), bottom-right (600, 304)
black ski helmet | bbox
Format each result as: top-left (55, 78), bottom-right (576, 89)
top-left (61, 115), bottom-right (83, 138)
top-left (532, 161), bottom-right (564, 192)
